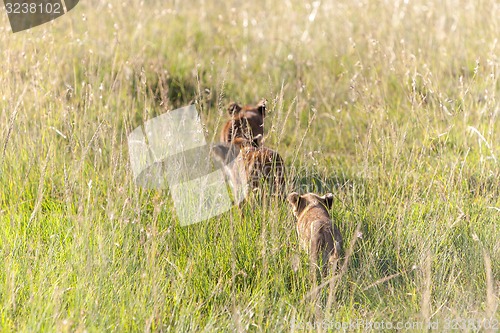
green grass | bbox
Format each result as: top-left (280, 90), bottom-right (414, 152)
top-left (0, 0), bottom-right (499, 331)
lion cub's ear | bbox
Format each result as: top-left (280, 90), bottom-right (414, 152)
top-left (228, 102), bottom-right (242, 115)
top-left (287, 192), bottom-right (300, 207)
top-left (256, 99), bottom-right (266, 116)
top-left (321, 193), bottom-right (334, 209)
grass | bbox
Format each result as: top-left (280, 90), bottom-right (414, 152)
top-left (0, 0), bottom-right (499, 331)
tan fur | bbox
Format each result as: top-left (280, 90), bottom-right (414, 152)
top-left (220, 99), bottom-right (266, 145)
top-left (233, 137), bottom-right (285, 197)
top-left (211, 137), bottom-right (285, 204)
top-left (287, 192), bottom-right (343, 276)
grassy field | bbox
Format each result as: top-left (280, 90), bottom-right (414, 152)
top-left (0, 0), bottom-right (499, 331)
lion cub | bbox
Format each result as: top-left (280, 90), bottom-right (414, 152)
top-left (220, 99), bottom-right (266, 145)
top-left (233, 137), bottom-right (285, 197)
top-left (211, 136), bottom-right (285, 203)
top-left (287, 192), bottom-right (342, 275)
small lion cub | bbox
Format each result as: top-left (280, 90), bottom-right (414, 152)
top-left (287, 192), bottom-right (342, 276)
top-left (220, 99), bottom-right (266, 145)
top-left (233, 137), bottom-right (285, 197)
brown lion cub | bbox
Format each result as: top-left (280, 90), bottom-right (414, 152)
top-left (233, 137), bottom-right (285, 197)
top-left (287, 192), bottom-right (343, 275)
top-left (211, 136), bottom-right (285, 203)
top-left (220, 99), bottom-right (266, 145)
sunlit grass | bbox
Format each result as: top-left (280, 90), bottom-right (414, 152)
top-left (0, 0), bottom-right (498, 331)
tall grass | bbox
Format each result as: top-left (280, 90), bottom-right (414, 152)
top-left (0, 0), bottom-right (498, 331)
